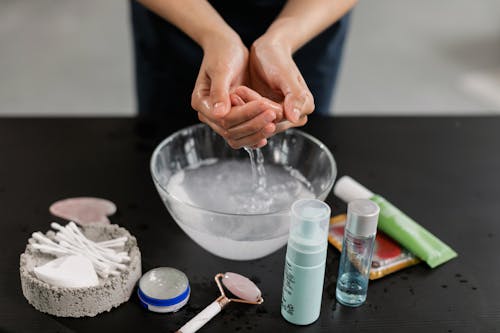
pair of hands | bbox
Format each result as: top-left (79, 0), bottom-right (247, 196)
top-left (191, 33), bottom-right (315, 149)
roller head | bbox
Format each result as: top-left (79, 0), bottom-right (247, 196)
top-left (222, 272), bottom-right (261, 302)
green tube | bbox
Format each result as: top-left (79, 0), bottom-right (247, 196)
top-left (370, 195), bottom-right (457, 268)
top-left (334, 176), bottom-right (457, 268)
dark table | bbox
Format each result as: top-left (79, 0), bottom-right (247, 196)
top-left (1, 116), bottom-right (499, 333)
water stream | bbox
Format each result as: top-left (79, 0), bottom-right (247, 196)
top-left (244, 147), bottom-right (267, 190)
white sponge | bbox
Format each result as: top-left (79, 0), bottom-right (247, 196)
top-left (34, 255), bottom-right (99, 288)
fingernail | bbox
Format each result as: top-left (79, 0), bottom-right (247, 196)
top-left (254, 139), bottom-right (267, 148)
top-left (292, 108), bottom-right (301, 122)
top-left (264, 112), bottom-right (276, 122)
top-left (213, 102), bottom-right (225, 115)
top-left (263, 123), bottom-right (276, 135)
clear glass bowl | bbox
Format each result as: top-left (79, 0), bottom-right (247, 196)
top-left (150, 124), bottom-right (337, 260)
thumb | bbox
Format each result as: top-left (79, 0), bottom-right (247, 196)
top-left (280, 72), bottom-right (314, 124)
top-left (210, 74), bottom-right (232, 118)
top-left (284, 92), bottom-right (306, 123)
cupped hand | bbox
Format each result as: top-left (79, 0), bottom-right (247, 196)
top-left (224, 86), bottom-right (284, 149)
top-left (191, 32), bottom-right (248, 126)
top-left (191, 32), bottom-right (313, 149)
top-left (191, 33), bottom-right (283, 149)
top-left (248, 35), bottom-right (315, 127)
top-left (231, 86), bottom-right (302, 137)
top-left (199, 94), bottom-right (280, 149)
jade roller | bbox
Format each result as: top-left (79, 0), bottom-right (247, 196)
top-left (177, 272), bottom-right (263, 333)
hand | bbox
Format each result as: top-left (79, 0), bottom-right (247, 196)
top-left (214, 86), bottom-right (283, 149)
top-left (201, 86), bottom-right (284, 149)
top-left (190, 32), bottom-right (248, 127)
top-left (191, 33), bottom-right (284, 149)
top-left (231, 86), bottom-right (302, 136)
top-left (249, 35), bottom-right (315, 127)
top-left (201, 96), bottom-right (277, 149)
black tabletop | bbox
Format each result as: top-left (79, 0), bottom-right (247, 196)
top-left (1, 115), bottom-right (499, 333)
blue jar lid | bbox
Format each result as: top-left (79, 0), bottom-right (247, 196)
top-left (138, 267), bottom-right (190, 312)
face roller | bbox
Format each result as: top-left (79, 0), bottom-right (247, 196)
top-left (176, 272), bottom-right (263, 333)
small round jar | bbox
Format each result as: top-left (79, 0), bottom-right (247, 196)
top-left (137, 267), bottom-right (190, 313)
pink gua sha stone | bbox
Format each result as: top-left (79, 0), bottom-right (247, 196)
top-left (222, 272), bottom-right (262, 302)
top-left (49, 197), bottom-right (117, 225)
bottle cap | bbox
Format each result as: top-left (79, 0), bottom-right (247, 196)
top-left (346, 199), bottom-right (380, 237)
top-left (334, 176), bottom-right (374, 203)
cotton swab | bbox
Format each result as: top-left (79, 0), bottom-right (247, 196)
top-left (30, 222), bottom-right (129, 279)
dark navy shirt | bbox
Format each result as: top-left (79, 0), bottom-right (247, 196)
top-left (131, 1), bottom-right (351, 116)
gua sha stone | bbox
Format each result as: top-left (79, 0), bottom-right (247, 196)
top-left (222, 272), bottom-right (262, 303)
top-left (34, 255), bottom-right (99, 288)
top-left (49, 197), bottom-right (117, 225)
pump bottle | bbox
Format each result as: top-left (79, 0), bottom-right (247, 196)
top-left (281, 199), bottom-right (330, 325)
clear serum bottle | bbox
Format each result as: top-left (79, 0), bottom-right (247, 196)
top-left (281, 199), bottom-right (331, 325)
top-left (336, 199), bottom-right (380, 307)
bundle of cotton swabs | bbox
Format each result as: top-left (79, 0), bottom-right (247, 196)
top-left (30, 222), bottom-right (129, 278)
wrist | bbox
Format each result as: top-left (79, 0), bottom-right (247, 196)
top-left (260, 17), bottom-right (301, 54)
top-left (199, 28), bottom-right (242, 52)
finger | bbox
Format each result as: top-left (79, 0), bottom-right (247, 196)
top-left (227, 96), bottom-right (283, 127)
top-left (233, 86), bottom-right (283, 113)
top-left (262, 97), bottom-right (284, 122)
top-left (230, 93), bottom-right (245, 106)
top-left (191, 75), bottom-right (211, 115)
top-left (227, 123), bottom-right (276, 149)
top-left (274, 120), bottom-right (293, 133)
top-left (198, 112), bottom-right (229, 139)
top-left (205, 109), bottom-right (272, 149)
top-left (234, 86), bottom-right (262, 103)
top-left (274, 116), bottom-right (308, 134)
top-left (220, 100), bottom-right (271, 129)
top-left (284, 90), bottom-right (314, 123)
top-left (278, 69), bottom-right (315, 123)
top-left (226, 109), bottom-right (276, 140)
top-left (210, 73), bottom-right (232, 117)
top-left (233, 87), bottom-right (285, 121)
top-left (250, 139), bottom-right (268, 149)
top-left (199, 110), bottom-right (279, 146)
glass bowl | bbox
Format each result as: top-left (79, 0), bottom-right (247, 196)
top-left (150, 124), bottom-right (336, 260)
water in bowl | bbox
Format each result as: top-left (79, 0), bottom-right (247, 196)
top-left (163, 149), bottom-right (315, 259)
top-left (166, 157), bottom-right (314, 215)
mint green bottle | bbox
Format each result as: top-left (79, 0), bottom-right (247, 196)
top-left (281, 199), bottom-right (331, 325)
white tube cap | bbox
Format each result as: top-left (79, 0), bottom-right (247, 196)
top-left (333, 176), bottom-right (374, 203)
top-left (346, 199), bottom-right (380, 237)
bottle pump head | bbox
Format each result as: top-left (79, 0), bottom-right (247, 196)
top-left (287, 199), bottom-right (331, 267)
